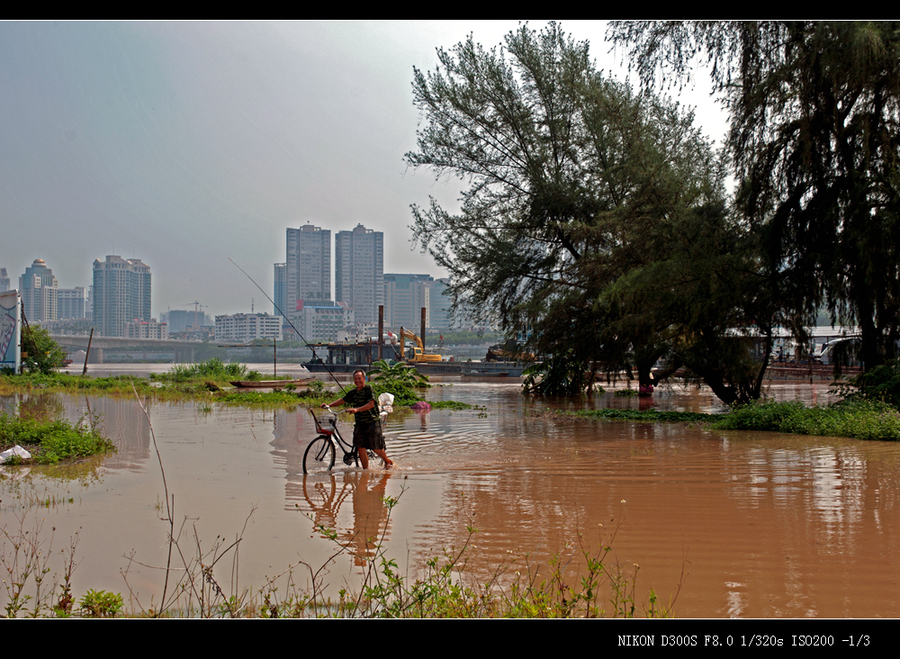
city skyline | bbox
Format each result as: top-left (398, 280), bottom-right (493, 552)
top-left (0, 21), bottom-right (727, 320)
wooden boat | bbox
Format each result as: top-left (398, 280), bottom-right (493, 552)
top-left (229, 378), bottom-right (317, 389)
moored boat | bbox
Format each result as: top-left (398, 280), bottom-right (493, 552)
top-left (229, 378), bottom-right (317, 388)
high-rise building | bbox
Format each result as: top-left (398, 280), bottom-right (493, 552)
top-left (57, 287), bottom-right (88, 320)
top-left (215, 312), bottom-right (282, 343)
top-left (428, 278), bottom-right (453, 330)
top-left (160, 309), bottom-right (211, 333)
top-left (19, 259), bottom-right (58, 323)
top-left (273, 262), bottom-right (287, 317)
top-left (92, 255), bottom-right (151, 337)
top-left (0, 268), bottom-right (9, 292)
top-left (284, 224), bottom-right (331, 318)
top-left (335, 224), bottom-right (383, 328)
top-left (287, 301), bottom-right (354, 344)
top-left (383, 273), bottom-right (434, 331)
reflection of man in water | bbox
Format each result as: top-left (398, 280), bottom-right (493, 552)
top-left (347, 471), bottom-right (392, 565)
top-left (323, 370), bottom-right (393, 469)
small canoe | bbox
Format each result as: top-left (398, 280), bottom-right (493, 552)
top-left (230, 378), bottom-right (317, 388)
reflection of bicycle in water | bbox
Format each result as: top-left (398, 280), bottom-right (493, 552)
top-left (303, 407), bottom-right (372, 473)
top-left (301, 472), bottom-right (351, 531)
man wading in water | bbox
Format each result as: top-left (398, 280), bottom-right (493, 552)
top-left (323, 369), bottom-right (393, 469)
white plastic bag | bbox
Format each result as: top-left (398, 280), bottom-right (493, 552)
top-left (0, 445), bottom-right (31, 464)
top-left (378, 393), bottom-right (394, 418)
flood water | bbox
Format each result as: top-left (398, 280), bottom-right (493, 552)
top-left (2, 376), bottom-right (900, 618)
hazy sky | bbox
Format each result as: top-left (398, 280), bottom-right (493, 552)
top-left (0, 20), bottom-right (727, 319)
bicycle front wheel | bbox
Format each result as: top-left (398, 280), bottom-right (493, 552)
top-left (303, 436), bottom-right (336, 474)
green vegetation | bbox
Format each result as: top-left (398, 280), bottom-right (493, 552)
top-left (429, 400), bottom-right (475, 411)
top-left (367, 359), bottom-right (430, 389)
top-left (408, 22), bottom-right (900, 403)
top-left (20, 326), bottom-right (67, 375)
top-left (0, 360), bottom-right (307, 409)
top-left (78, 589), bottom-right (124, 618)
top-left (151, 358), bottom-right (259, 383)
top-left (365, 359), bottom-right (430, 406)
top-left (0, 360), bottom-right (469, 412)
top-left (609, 21), bottom-right (900, 374)
top-left (523, 356), bottom-right (605, 397)
top-left (569, 408), bottom-right (714, 424)
top-left (711, 399), bottom-right (900, 442)
top-left (563, 399), bottom-right (900, 441)
top-left (407, 23), bottom-right (777, 405)
top-left (837, 359), bottom-right (900, 409)
top-left (0, 412), bottom-right (115, 464)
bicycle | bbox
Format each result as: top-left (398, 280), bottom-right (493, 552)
top-left (304, 406), bottom-right (366, 473)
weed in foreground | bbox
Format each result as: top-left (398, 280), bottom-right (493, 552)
top-left (0, 512), bottom-right (81, 618)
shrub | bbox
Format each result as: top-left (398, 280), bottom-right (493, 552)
top-left (0, 413), bottom-right (116, 464)
top-left (20, 326), bottom-right (67, 375)
top-left (836, 359), bottom-right (900, 409)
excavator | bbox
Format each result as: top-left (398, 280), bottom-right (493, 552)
top-left (399, 327), bottom-right (442, 363)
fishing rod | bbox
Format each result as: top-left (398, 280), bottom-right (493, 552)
top-left (228, 257), bottom-right (344, 389)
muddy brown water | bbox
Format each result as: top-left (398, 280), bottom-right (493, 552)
top-left (2, 376), bottom-right (899, 617)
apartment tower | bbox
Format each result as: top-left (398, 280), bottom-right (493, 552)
top-left (19, 259), bottom-right (58, 323)
top-left (92, 255), bottom-right (151, 337)
top-left (335, 224), bottom-right (383, 328)
top-left (283, 224), bottom-right (331, 316)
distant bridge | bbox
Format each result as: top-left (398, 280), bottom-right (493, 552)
top-left (50, 334), bottom-right (200, 363)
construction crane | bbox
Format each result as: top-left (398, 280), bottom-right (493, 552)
top-left (183, 301), bottom-right (206, 330)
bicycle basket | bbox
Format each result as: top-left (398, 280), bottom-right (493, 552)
top-left (309, 408), bottom-right (337, 435)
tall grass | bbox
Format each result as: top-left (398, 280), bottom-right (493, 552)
top-left (154, 358), bottom-right (252, 383)
top-left (564, 399), bottom-right (900, 441)
top-left (711, 399), bottom-right (900, 441)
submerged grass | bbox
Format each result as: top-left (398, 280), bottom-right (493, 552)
top-left (711, 399), bottom-right (900, 441)
top-left (0, 370), bottom-right (330, 409)
top-left (0, 413), bottom-right (116, 464)
top-left (0, 362), bottom-right (474, 413)
top-left (562, 399), bottom-right (900, 441)
top-left (569, 408), bottom-right (715, 423)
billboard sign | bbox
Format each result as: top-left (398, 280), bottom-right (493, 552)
top-left (0, 289), bottom-right (21, 372)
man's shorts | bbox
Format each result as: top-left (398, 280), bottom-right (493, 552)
top-left (353, 420), bottom-right (386, 451)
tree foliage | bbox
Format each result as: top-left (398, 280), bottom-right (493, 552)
top-left (601, 201), bottom-right (778, 404)
top-left (367, 359), bottom-right (430, 389)
top-left (608, 21), bottom-right (900, 371)
top-left (21, 325), bottom-right (67, 375)
top-left (408, 23), bottom-right (769, 403)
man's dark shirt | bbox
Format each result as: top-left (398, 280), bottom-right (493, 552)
top-left (343, 385), bottom-right (379, 424)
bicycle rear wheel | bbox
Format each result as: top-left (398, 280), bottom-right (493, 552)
top-left (303, 436), bottom-right (335, 474)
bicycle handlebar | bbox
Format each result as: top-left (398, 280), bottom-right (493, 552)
top-left (321, 405), bottom-right (348, 414)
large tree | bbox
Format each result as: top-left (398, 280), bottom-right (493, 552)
top-left (609, 21), bottom-right (900, 371)
top-left (407, 23), bottom-right (770, 402)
